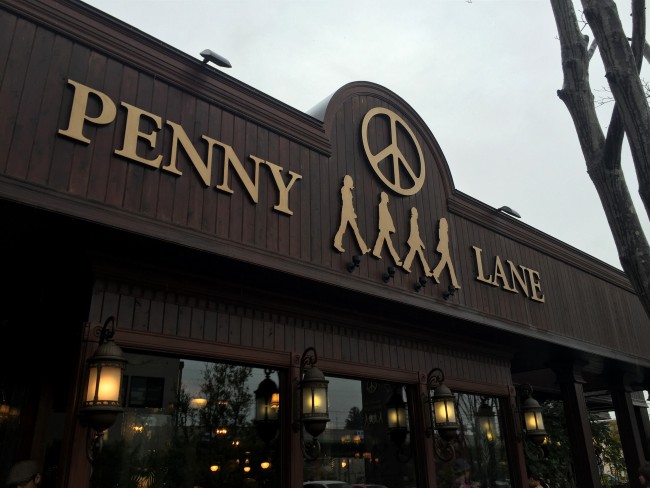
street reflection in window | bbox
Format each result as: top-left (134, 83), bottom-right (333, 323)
top-left (90, 353), bottom-right (281, 488)
top-left (434, 392), bottom-right (511, 488)
top-left (303, 376), bottom-right (418, 487)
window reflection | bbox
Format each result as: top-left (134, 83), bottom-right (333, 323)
top-left (434, 392), bottom-right (511, 488)
top-left (90, 353), bottom-right (281, 488)
top-left (303, 377), bottom-right (417, 487)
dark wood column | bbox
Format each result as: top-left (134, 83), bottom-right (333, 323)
top-left (610, 379), bottom-right (646, 481)
top-left (288, 352), bottom-right (302, 488)
top-left (551, 360), bottom-right (602, 488)
top-left (415, 372), bottom-right (436, 487)
top-left (635, 397), bottom-right (650, 460)
top-left (501, 385), bottom-right (528, 488)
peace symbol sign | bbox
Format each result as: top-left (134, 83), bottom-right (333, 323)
top-left (361, 107), bottom-right (425, 196)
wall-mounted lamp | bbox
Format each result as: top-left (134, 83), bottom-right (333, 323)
top-left (475, 398), bottom-right (496, 443)
top-left (426, 368), bottom-right (458, 462)
top-left (414, 276), bottom-right (428, 292)
top-left (0, 389), bottom-right (10, 420)
top-left (347, 255), bottom-right (361, 273)
top-left (442, 285), bottom-right (457, 300)
top-left (200, 49), bottom-right (232, 68)
top-left (293, 347), bottom-right (330, 460)
top-left (80, 316), bottom-right (127, 464)
top-left (496, 206), bottom-right (521, 218)
top-left (386, 386), bottom-right (411, 462)
top-left (254, 369), bottom-right (280, 444)
top-left (386, 387), bottom-right (408, 447)
top-left (382, 266), bottom-right (396, 283)
top-left (519, 384), bottom-right (547, 446)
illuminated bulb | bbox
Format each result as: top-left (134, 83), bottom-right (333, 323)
top-left (210, 465), bottom-right (220, 472)
top-left (190, 398), bottom-right (208, 408)
top-left (261, 461), bottom-right (271, 470)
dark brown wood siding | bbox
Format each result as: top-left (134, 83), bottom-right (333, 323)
top-left (1, 0), bottom-right (649, 369)
top-left (88, 273), bottom-right (513, 394)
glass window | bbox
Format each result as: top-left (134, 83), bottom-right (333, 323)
top-left (90, 353), bottom-right (282, 488)
top-left (434, 392), bottom-right (511, 488)
top-left (302, 377), bottom-right (418, 488)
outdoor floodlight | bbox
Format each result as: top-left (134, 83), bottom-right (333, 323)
top-left (200, 49), bottom-right (232, 68)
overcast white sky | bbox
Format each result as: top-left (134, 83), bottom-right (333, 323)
top-left (82, 0), bottom-right (650, 271)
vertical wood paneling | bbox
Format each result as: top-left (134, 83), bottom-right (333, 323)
top-left (186, 98), bottom-right (209, 231)
top-left (216, 303), bottom-right (228, 342)
top-left (148, 291), bottom-right (165, 334)
top-left (176, 299), bottom-right (191, 338)
top-left (132, 287), bottom-right (150, 332)
top-left (7, 26), bottom-right (52, 181)
top-left (256, 126), bottom-right (270, 250)
top-left (90, 276), bottom-right (514, 387)
top-left (226, 116), bottom-right (245, 242)
top-left (67, 50), bottom-right (106, 196)
top-left (215, 111), bottom-right (233, 239)
top-left (228, 305), bottom-right (241, 345)
top-left (262, 312), bottom-right (273, 350)
top-left (27, 34), bottom-right (70, 184)
top-left (240, 308), bottom-right (253, 346)
top-left (0, 17), bottom-right (35, 174)
top-left (155, 85), bottom-right (181, 222)
top-left (101, 290), bottom-right (120, 320)
top-left (299, 145), bottom-right (312, 261)
top-left (0, 9), bottom-right (17, 84)
top-left (170, 91), bottom-right (194, 226)
top-left (204, 308), bottom-right (218, 342)
top-left (267, 130), bottom-right (281, 251)
top-left (122, 72), bottom-right (154, 213)
top-left (193, 297), bottom-right (207, 340)
top-left (199, 102), bottom-right (221, 234)
top-left (139, 79), bottom-right (167, 218)
top-left (240, 120), bottom-right (257, 245)
top-left (106, 65), bottom-right (138, 207)
top-left (163, 300), bottom-right (178, 336)
top-left (85, 57), bottom-right (122, 203)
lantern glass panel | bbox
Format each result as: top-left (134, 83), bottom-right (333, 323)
top-left (525, 410), bottom-right (545, 431)
top-left (434, 398), bottom-right (456, 424)
top-left (387, 403), bottom-right (406, 429)
top-left (86, 364), bottom-right (122, 403)
top-left (303, 385), bottom-right (327, 414)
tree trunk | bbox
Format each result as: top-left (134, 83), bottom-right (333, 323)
top-left (550, 0), bottom-right (650, 319)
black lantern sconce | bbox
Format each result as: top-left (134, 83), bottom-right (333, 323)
top-left (386, 387), bottom-right (408, 446)
top-left (293, 347), bottom-right (330, 460)
top-left (519, 384), bottom-right (547, 446)
top-left (475, 398), bottom-right (496, 443)
top-left (414, 276), bottom-right (428, 292)
top-left (347, 255), bottom-right (362, 273)
top-left (442, 285), bottom-right (458, 300)
top-left (386, 386), bottom-right (412, 462)
top-left (426, 368), bottom-right (459, 462)
top-left (254, 369), bottom-right (280, 445)
top-left (382, 266), bottom-right (396, 283)
top-left (80, 316), bottom-right (127, 464)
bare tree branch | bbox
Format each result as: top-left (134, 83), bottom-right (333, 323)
top-left (551, 0), bottom-right (650, 320)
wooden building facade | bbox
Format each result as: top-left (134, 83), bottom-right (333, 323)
top-left (1, 1), bottom-right (649, 487)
